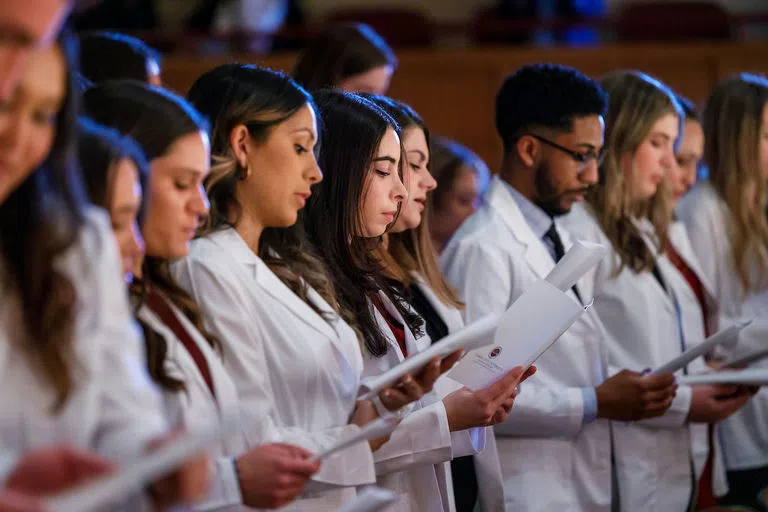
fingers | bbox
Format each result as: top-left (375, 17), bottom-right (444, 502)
top-left (59, 447), bottom-right (115, 481)
top-left (710, 384), bottom-right (741, 398)
top-left (0, 490), bottom-right (46, 512)
top-left (520, 365), bottom-right (537, 383)
top-left (398, 374), bottom-right (426, 401)
top-left (639, 373), bottom-right (676, 390)
top-left (641, 387), bottom-right (676, 403)
top-left (378, 388), bottom-right (411, 411)
top-left (277, 457), bottom-right (321, 477)
top-left (273, 443), bottom-right (315, 461)
top-left (439, 350), bottom-right (464, 374)
top-left (643, 395), bottom-right (675, 416)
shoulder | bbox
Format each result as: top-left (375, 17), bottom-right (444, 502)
top-left (677, 182), bottom-right (725, 224)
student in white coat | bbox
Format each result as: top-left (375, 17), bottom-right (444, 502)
top-left (302, 90), bottom-right (526, 512)
top-left (441, 63), bottom-right (679, 512)
top-left (175, 66), bottom-right (435, 511)
top-left (365, 95), bottom-right (532, 512)
top-left (563, 70), bottom-right (752, 512)
top-left (0, 29), bottom-right (207, 510)
top-left (677, 73), bottom-right (768, 511)
top-left (77, 108), bottom-right (321, 510)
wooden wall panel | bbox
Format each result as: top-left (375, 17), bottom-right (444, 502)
top-left (161, 42), bottom-right (768, 168)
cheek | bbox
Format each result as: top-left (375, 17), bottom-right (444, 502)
top-left (24, 126), bottom-right (55, 175)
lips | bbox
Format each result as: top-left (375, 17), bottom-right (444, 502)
top-left (382, 211), bottom-right (397, 223)
top-left (295, 191), bottom-right (311, 207)
top-left (413, 197), bottom-right (426, 210)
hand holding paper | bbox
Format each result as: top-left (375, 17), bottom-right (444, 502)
top-left (311, 415), bottom-right (400, 463)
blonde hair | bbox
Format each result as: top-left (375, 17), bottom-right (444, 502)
top-left (588, 70), bottom-right (681, 274)
top-left (703, 73), bottom-right (768, 293)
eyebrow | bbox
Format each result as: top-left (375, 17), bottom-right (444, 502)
top-left (112, 204), bottom-right (139, 215)
top-left (373, 156), bottom-right (397, 165)
top-left (0, 25), bottom-right (36, 47)
top-left (574, 143), bottom-right (600, 151)
top-left (293, 127), bottom-right (316, 141)
top-left (650, 131), bottom-right (674, 140)
top-left (406, 149), bottom-right (427, 163)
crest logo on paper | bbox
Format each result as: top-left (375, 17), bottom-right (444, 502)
top-left (488, 347), bottom-right (502, 359)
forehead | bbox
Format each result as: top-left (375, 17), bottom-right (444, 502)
top-left (564, 115), bottom-right (604, 142)
top-left (377, 126), bottom-right (401, 155)
top-left (158, 131), bottom-right (209, 168)
top-left (650, 112), bottom-right (680, 135)
top-left (403, 126), bottom-right (427, 150)
top-left (0, 0), bottom-right (69, 47)
top-left (17, 45), bottom-right (66, 101)
top-left (274, 103), bottom-right (317, 135)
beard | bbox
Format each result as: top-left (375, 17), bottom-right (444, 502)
top-left (533, 161), bottom-right (592, 217)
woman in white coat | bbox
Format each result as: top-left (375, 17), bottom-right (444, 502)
top-left (175, 65), bottom-right (435, 511)
top-left (563, 70), bottom-right (752, 512)
top-left (301, 90), bottom-right (524, 512)
top-left (365, 95), bottom-right (533, 512)
top-left (79, 98), bottom-right (321, 511)
top-left (0, 29), bottom-right (205, 510)
top-left (677, 73), bottom-right (768, 511)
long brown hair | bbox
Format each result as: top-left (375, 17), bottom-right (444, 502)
top-left (588, 71), bottom-right (681, 274)
top-left (82, 81), bottom-right (219, 393)
top-left (0, 29), bottom-right (85, 411)
top-left (364, 95), bottom-right (464, 309)
top-left (703, 73), bottom-right (768, 293)
top-left (185, 64), bottom-right (343, 322)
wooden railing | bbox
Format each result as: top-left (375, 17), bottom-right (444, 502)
top-left (161, 41), bottom-right (768, 167)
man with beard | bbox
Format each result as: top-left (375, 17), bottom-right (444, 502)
top-left (440, 64), bottom-right (677, 511)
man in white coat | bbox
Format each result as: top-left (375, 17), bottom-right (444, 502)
top-left (441, 64), bottom-right (679, 511)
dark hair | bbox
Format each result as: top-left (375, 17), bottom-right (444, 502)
top-left (429, 136), bottom-right (490, 212)
top-left (77, 117), bottom-right (149, 212)
top-left (675, 93), bottom-right (700, 122)
top-left (496, 63), bottom-right (608, 151)
top-left (82, 81), bottom-right (216, 393)
top-left (186, 64), bottom-right (342, 322)
top-left (303, 90), bottom-right (421, 356)
top-left (79, 32), bottom-right (161, 84)
top-left (292, 23), bottom-right (397, 92)
top-left (0, 27), bottom-right (86, 411)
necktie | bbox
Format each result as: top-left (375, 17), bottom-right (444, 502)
top-left (544, 223), bottom-right (583, 304)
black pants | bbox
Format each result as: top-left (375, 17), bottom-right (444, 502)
top-left (717, 466), bottom-right (768, 511)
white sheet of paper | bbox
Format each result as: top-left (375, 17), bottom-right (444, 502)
top-left (357, 312), bottom-right (503, 401)
top-left (312, 415), bottom-right (400, 463)
top-left (649, 320), bottom-right (751, 376)
top-left (545, 239), bottom-right (607, 292)
top-left (722, 345), bottom-right (768, 369)
top-left (678, 368), bottom-right (768, 386)
top-left (45, 419), bottom-right (233, 512)
top-left (448, 279), bottom-right (588, 391)
top-left (336, 486), bottom-right (399, 512)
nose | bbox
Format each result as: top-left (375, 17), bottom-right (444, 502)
top-left (423, 168), bottom-right (438, 192)
top-left (580, 159), bottom-right (600, 186)
top-left (661, 149), bottom-right (676, 169)
top-left (128, 221), bottom-right (146, 261)
top-left (392, 173), bottom-right (408, 203)
top-left (191, 184), bottom-right (210, 217)
top-left (307, 157), bottom-right (322, 184)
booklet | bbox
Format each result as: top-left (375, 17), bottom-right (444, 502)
top-left (448, 279), bottom-right (590, 391)
top-left (311, 416), bottom-right (400, 463)
top-left (678, 368), bottom-right (768, 386)
top-left (45, 419), bottom-right (234, 512)
top-left (545, 239), bottom-right (606, 293)
top-left (337, 486), bottom-right (398, 512)
top-left (357, 312), bottom-right (503, 401)
top-left (648, 320), bottom-right (751, 376)
top-left (722, 344), bottom-right (768, 369)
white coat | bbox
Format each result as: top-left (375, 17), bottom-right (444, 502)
top-left (365, 291), bottom-right (484, 512)
top-left (563, 203), bottom-right (707, 512)
top-left (137, 301), bottom-right (247, 510)
top-left (677, 182), bottom-right (768, 471)
top-left (171, 228), bottom-right (376, 511)
top-left (0, 211), bottom-right (166, 501)
top-left (440, 177), bottom-right (612, 511)
top-left (413, 276), bottom-right (506, 512)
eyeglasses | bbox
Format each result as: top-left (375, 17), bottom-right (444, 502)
top-left (528, 134), bottom-right (605, 173)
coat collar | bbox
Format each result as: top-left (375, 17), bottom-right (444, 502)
top-left (205, 228), bottom-right (339, 341)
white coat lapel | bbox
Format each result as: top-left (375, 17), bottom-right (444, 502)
top-left (634, 218), bottom-right (676, 314)
top-left (487, 177), bottom-right (556, 280)
top-left (209, 228), bottom-right (338, 340)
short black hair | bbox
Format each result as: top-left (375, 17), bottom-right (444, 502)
top-left (675, 93), bottom-right (699, 122)
top-left (495, 63), bottom-right (608, 151)
top-left (80, 32), bottom-right (161, 84)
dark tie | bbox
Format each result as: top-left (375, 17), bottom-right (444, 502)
top-left (544, 223), bottom-right (583, 304)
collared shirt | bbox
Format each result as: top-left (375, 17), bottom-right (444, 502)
top-left (502, 180), bottom-right (598, 424)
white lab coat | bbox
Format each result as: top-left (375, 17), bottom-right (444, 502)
top-left (172, 228), bottom-right (376, 511)
top-left (563, 203), bottom-right (700, 512)
top-left (365, 291), bottom-right (483, 512)
top-left (678, 182), bottom-right (768, 471)
top-left (441, 177), bottom-right (612, 511)
top-left (137, 302), bottom-right (246, 510)
top-left (412, 277), bottom-right (505, 512)
top-left (0, 210), bottom-right (166, 502)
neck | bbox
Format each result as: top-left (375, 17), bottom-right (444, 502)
top-left (499, 154), bottom-right (535, 202)
top-left (231, 192), bottom-right (264, 254)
